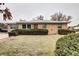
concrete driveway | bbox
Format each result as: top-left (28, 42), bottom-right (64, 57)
top-left (0, 33), bottom-right (9, 42)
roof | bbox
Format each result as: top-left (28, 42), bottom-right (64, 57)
top-left (0, 20), bottom-right (71, 24)
top-left (16, 20), bottom-right (71, 24)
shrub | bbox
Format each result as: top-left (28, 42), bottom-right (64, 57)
top-left (17, 29), bottom-right (48, 35)
top-left (58, 29), bottom-right (75, 35)
top-left (9, 29), bottom-right (48, 36)
top-left (8, 30), bottom-right (18, 36)
top-left (55, 33), bottom-right (79, 56)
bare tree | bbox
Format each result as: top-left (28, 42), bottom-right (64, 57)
top-left (67, 16), bottom-right (72, 21)
top-left (37, 15), bottom-right (44, 20)
top-left (51, 12), bottom-right (72, 21)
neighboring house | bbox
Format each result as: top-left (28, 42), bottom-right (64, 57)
top-left (0, 23), bottom-right (7, 29)
top-left (68, 24), bottom-right (79, 34)
top-left (0, 23), bottom-right (7, 32)
top-left (7, 20), bottom-right (70, 34)
top-left (69, 24), bottom-right (79, 32)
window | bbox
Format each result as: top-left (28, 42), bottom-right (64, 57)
top-left (58, 25), bottom-right (62, 29)
top-left (34, 24), bottom-right (38, 29)
top-left (27, 24), bottom-right (31, 29)
top-left (22, 24), bottom-right (26, 29)
top-left (43, 24), bottom-right (47, 29)
top-left (58, 24), bottom-right (62, 29)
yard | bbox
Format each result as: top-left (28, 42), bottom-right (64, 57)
top-left (0, 34), bottom-right (63, 56)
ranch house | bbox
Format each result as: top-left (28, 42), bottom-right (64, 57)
top-left (7, 20), bottom-right (70, 34)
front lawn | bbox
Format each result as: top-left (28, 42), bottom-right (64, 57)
top-left (0, 35), bottom-right (63, 56)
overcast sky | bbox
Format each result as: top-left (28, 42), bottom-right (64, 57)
top-left (0, 3), bottom-right (79, 26)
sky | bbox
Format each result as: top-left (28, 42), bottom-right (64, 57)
top-left (0, 3), bottom-right (79, 26)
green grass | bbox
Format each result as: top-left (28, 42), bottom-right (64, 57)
top-left (0, 35), bottom-right (63, 56)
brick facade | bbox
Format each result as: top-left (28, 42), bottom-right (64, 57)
top-left (12, 23), bottom-right (67, 35)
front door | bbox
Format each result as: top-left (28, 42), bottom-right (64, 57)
top-left (34, 24), bottom-right (38, 29)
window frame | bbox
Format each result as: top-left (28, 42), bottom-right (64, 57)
top-left (58, 23), bottom-right (62, 29)
top-left (22, 24), bottom-right (26, 29)
top-left (27, 24), bottom-right (31, 29)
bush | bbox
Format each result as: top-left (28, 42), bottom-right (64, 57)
top-left (9, 29), bottom-right (48, 36)
top-left (58, 29), bottom-right (75, 35)
top-left (55, 33), bottom-right (79, 56)
top-left (17, 29), bottom-right (48, 35)
top-left (8, 30), bottom-right (18, 36)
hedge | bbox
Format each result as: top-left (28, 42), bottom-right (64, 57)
top-left (17, 29), bottom-right (48, 35)
top-left (58, 29), bottom-right (75, 35)
top-left (8, 29), bottom-right (48, 36)
top-left (8, 30), bottom-right (18, 36)
top-left (55, 33), bottom-right (79, 56)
